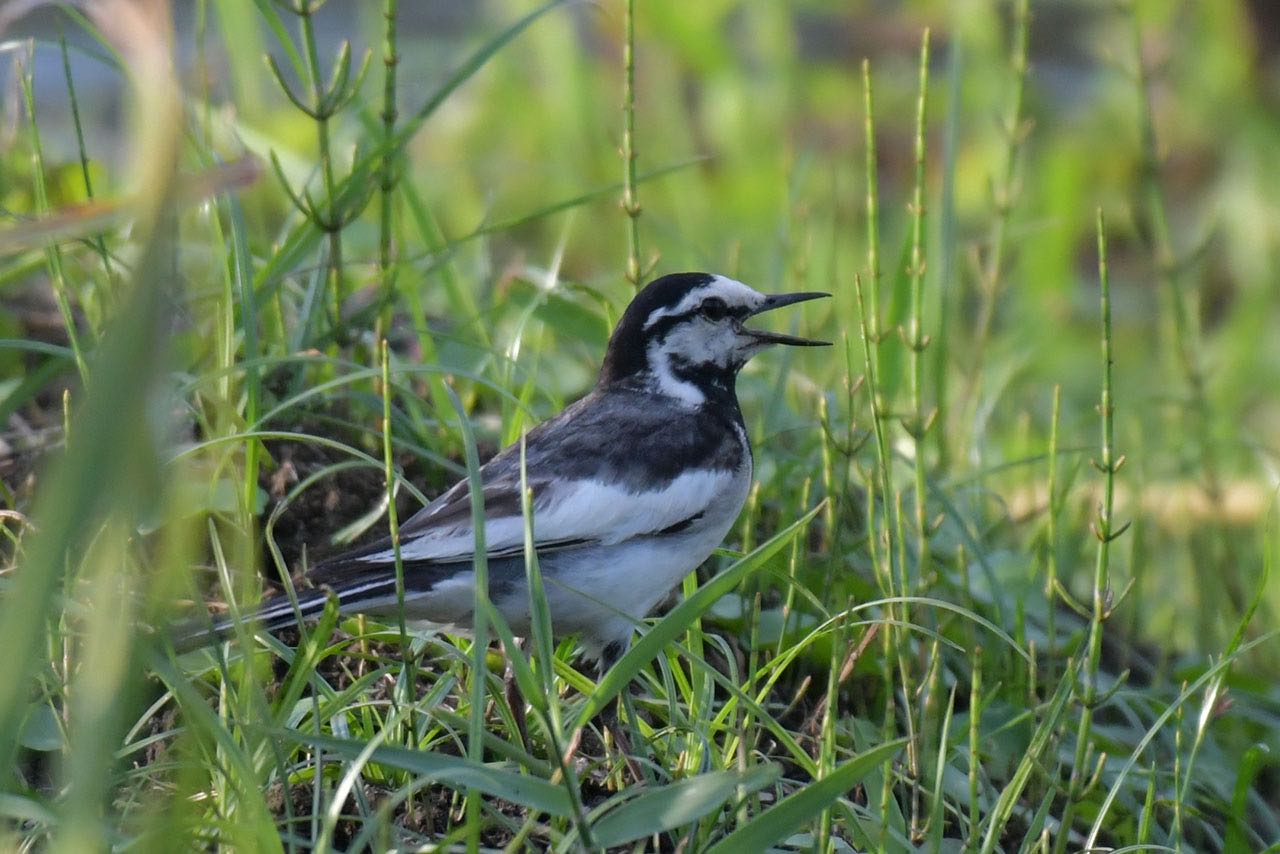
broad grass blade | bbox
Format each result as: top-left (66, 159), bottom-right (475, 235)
top-left (590, 764), bottom-right (780, 848)
top-left (706, 738), bottom-right (907, 854)
top-left (277, 729), bottom-right (574, 818)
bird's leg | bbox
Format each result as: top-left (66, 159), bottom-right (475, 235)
top-left (595, 644), bottom-right (646, 785)
top-left (599, 698), bottom-right (646, 786)
top-left (505, 639), bottom-right (530, 752)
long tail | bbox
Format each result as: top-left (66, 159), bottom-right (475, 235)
top-left (171, 587), bottom-right (345, 653)
top-left (170, 558), bottom-right (457, 653)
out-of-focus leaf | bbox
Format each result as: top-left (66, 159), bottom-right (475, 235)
top-left (590, 764), bottom-right (780, 848)
top-left (19, 702), bottom-right (62, 752)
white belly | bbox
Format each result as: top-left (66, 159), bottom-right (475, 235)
top-left (507, 459), bottom-right (752, 655)
top-left (390, 460), bottom-right (753, 657)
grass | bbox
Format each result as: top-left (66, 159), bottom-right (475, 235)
top-left (1, 0), bottom-right (1278, 850)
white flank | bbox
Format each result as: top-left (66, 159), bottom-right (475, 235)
top-left (360, 467), bottom-right (739, 565)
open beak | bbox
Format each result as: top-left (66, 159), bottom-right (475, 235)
top-left (743, 291), bottom-right (831, 346)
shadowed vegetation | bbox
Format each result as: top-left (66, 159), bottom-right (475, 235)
top-left (0, 0), bottom-right (1277, 850)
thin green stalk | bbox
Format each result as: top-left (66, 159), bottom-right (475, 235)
top-left (225, 197), bottom-right (262, 530)
top-left (681, 549), bottom-right (717, 779)
top-left (379, 341), bottom-right (415, 736)
top-left (850, 309), bottom-right (893, 593)
top-left (1044, 385), bottom-right (1061, 657)
top-left (775, 476), bottom-right (812, 660)
top-left (264, 0), bottom-right (371, 337)
top-left (878, 681), bottom-right (895, 853)
top-left (893, 32), bottom-right (932, 842)
top-left (516, 437), bottom-right (597, 850)
top-left (966, 648), bottom-right (981, 850)
top-left (445, 386), bottom-right (491, 853)
top-left (739, 585), bottom-right (761, 783)
top-left (1138, 763), bottom-right (1157, 845)
top-left (621, 0), bottom-right (643, 286)
top-left (857, 69), bottom-right (893, 642)
top-left (59, 34), bottom-right (116, 294)
top-left (905, 26), bottom-right (932, 618)
top-left (736, 600), bottom-right (761, 820)
top-left (861, 59), bottom-right (882, 349)
top-left (1171, 698), bottom-right (1186, 849)
top-left (208, 197), bottom-right (238, 406)
top-left (979, 658), bottom-right (1077, 854)
top-left (299, 1), bottom-right (344, 329)
top-left (20, 48), bottom-right (89, 383)
top-left (856, 88), bottom-right (902, 840)
top-left (926, 683), bottom-right (956, 849)
top-left (377, 0), bottom-right (399, 341)
top-left (892, 488), bottom-right (921, 841)
top-left (961, 0), bottom-right (1029, 421)
top-left (814, 597), bottom-right (845, 854)
top-left (739, 481), bottom-right (760, 554)
top-left (818, 397), bottom-right (836, 551)
top-left (932, 32), bottom-right (962, 471)
top-left (852, 279), bottom-right (906, 844)
top-left (1054, 209), bottom-right (1125, 852)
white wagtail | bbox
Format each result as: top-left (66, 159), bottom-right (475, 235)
top-left (177, 272), bottom-right (829, 667)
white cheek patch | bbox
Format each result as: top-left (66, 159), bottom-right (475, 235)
top-left (646, 318), bottom-right (743, 406)
top-left (661, 319), bottom-right (745, 364)
top-left (648, 345), bottom-right (706, 407)
top-left (666, 321), bottom-right (730, 366)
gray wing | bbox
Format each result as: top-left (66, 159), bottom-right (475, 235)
top-left (307, 387), bottom-right (743, 584)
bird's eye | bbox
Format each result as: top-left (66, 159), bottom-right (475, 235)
top-left (700, 297), bottom-right (729, 321)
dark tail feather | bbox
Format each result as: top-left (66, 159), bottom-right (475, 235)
top-left (168, 563), bottom-right (429, 653)
top-left (170, 587), bottom-right (339, 653)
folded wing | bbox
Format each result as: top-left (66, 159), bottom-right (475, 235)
top-left (306, 466), bottom-right (731, 585)
top-left (306, 386), bottom-right (745, 587)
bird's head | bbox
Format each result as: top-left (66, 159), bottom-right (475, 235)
top-left (599, 272), bottom-right (830, 405)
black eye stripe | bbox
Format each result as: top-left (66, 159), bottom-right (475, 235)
top-left (642, 314), bottom-right (683, 342)
top-left (643, 296), bottom-right (748, 344)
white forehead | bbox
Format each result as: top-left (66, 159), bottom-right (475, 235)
top-left (643, 275), bottom-right (764, 330)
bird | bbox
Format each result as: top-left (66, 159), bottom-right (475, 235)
top-left (175, 272), bottom-right (829, 669)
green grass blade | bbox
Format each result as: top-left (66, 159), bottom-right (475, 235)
top-left (590, 764), bottom-right (780, 848)
top-left (979, 659), bottom-right (1076, 854)
top-left (276, 729), bottom-right (574, 818)
top-left (574, 503), bottom-right (823, 728)
top-left (705, 739), bottom-right (907, 854)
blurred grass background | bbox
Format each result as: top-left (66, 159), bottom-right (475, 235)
top-left (0, 0), bottom-right (1277, 850)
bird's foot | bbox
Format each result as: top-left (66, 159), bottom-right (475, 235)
top-left (599, 700), bottom-right (647, 787)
